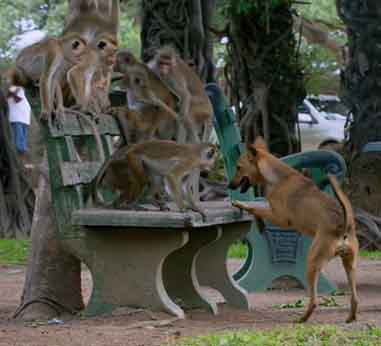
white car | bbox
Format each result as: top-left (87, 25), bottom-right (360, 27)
top-left (297, 96), bottom-right (347, 150)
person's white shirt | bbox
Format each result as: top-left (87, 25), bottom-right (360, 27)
top-left (7, 86), bottom-right (32, 125)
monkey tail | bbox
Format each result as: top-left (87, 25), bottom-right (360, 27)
top-left (91, 157), bottom-right (109, 206)
top-left (327, 174), bottom-right (355, 235)
top-left (65, 109), bottom-right (107, 206)
top-left (66, 109), bottom-right (106, 163)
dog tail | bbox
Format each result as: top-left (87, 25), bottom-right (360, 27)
top-left (327, 174), bottom-right (355, 235)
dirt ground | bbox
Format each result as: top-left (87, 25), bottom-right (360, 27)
top-left (0, 258), bottom-right (380, 346)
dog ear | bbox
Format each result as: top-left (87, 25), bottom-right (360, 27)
top-left (254, 136), bottom-right (268, 151)
top-left (246, 144), bottom-right (257, 160)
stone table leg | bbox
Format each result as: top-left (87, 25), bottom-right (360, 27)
top-left (65, 228), bottom-right (188, 318)
top-left (196, 222), bottom-right (251, 310)
top-left (163, 229), bottom-right (219, 315)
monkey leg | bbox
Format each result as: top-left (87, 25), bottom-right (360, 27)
top-left (166, 174), bottom-right (187, 213)
top-left (145, 175), bottom-right (170, 211)
top-left (185, 173), bottom-right (206, 220)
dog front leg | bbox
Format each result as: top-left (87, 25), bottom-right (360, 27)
top-left (232, 201), bottom-right (285, 227)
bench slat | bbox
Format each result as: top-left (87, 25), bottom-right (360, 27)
top-left (49, 113), bottom-right (120, 137)
top-left (71, 201), bottom-right (255, 228)
top-left (61, 161), bottom-right (102, 186)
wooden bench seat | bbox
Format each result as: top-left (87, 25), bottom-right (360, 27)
top-left (71, 201), bottom-right (253, 228)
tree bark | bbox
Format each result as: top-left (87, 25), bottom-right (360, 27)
top-left (338, 0), bottom-right (381, 247)
top-left (0, 90), bottom-right (35, 239)
top-left (14, 157), bottom-right (83, 320)
top-left (226, 2), bottom-right (305, 156)
top-left (141, 0), bottom-right (216, 82)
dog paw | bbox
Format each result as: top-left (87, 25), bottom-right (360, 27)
top-left (232, 200), bottom-right (245, 209)
top-left (345, 315), bottom-right (357, 323)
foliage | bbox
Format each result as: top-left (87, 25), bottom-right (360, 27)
top-left (176, 325), bottom-right (381, 346)
top-left (360, 250), bottom-right (381, 260)
top-left (0, 240), bottom-right (29, 265)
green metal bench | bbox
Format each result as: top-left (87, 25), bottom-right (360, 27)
top-left (206, 83), bottom-right (346, 293)
top-left (29, 90), bottom-right (254, 319)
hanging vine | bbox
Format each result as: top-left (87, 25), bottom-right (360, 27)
top-left (224, 0), bottom-right (305, 156)
top-left (140, 0), bottom-right (216, 82)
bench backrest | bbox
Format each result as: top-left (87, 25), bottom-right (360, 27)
top-left (28, 90), bottom-right (123, 234)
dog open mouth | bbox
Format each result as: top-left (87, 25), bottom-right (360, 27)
top-left (229, 176), bottom-right (251, 193)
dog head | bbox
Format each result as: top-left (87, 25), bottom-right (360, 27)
top-left (228, 137), bottom-right (268, 193)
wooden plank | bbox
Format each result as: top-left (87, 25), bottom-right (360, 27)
top-left (71, 201), bottom-right (254, 229)
top-left (48, 113), bottom-right (120, 137)
top-left (61, 161), bottom-right (102, 186)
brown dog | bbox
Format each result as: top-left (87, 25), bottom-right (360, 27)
top-left (229, 137), bottom-right (359, 323)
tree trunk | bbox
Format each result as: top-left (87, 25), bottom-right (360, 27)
top-left (338, 0), bottom-right (381, 247)
top-left (14, 157), bottom-right (84, 320)
top-left (141, 0), bottom-right (216, 82)
top-left (226, 2), bottom-right (305, 156)
top-left (15, 0), bottom-right (120, 320)
top-left (0, 90), bottom-right (35, 239)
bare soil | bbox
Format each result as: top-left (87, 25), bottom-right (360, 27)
top-left (0, 258), bottom-right (381, 346)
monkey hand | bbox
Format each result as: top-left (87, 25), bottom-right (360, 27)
top-left (40, 110), bottom-right (50, 123)
top-left (190, 206), bottom-right (207, 222)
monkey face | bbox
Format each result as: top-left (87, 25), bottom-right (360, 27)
top-left (61, 34), bottom-right (88, 64)
top-left (94, 34), bottom-right (118, 67)
top-left (124, 67), bottom-right (153, 108)
top-left (200, 145), bottom-right (218, 171)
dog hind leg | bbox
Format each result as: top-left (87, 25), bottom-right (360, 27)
top-left (341, 236), bottom-right (359, 323)
top-left (299, 237), bottom-right (333, 323)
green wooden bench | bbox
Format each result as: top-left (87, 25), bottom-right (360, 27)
top-left (206, 83), bottom-right (346, 293)
top-left (28, 90), bottom-right (254, 319)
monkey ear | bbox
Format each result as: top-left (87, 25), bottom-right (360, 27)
top-left (254, 136), bottom-right (268, 151)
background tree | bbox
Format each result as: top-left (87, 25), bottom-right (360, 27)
top-left (223, 0), bottom-right (305, 156)
top-left (337, 0), bottom-right (381, 248)
top-left (140, 0), bottom-right (216, 82)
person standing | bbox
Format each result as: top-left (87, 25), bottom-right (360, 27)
top-left (6, 84), bottom-right (32, 163)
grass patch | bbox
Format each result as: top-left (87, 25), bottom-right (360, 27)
top-left (0, 240), bottom-right (29, 265)
top-left (175, 325), bottom-right (381, 346)
top-left (228, 242), bottom-right (248, 259)
top-left (229, 243), bottom-right (381, 261)
top-left (360, 250), bottom-right (381, 260)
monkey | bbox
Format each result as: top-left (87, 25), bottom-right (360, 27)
top-left (66, 33), bottom-right (118, 114)
top-left (92, 140), bottom-right (218, 219)
top-left (148, 46), bottom-right (213, 144)
top-left (115, 50), bottom-right (213, 144)
top-left (113, 50), bottom-right (180, 143)
top-left (116, 50), bottom-right (212, 201)
top-left (62, 1), bottom-right (119, 116)
top-left (7, 33), bottom-right (88, 122)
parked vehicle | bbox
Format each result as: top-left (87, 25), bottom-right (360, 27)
top-left (297, 96), bottom-right (348, 150)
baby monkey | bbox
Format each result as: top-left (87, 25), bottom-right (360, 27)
top-left (92, 140), bottom-right (218, 218)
